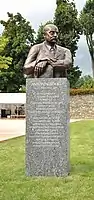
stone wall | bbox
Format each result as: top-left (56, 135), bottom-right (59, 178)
top-left (70, 94), bottom-right (94, 119)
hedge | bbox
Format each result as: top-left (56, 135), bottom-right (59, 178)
top-left (70, 88), bottom-right (94, 95)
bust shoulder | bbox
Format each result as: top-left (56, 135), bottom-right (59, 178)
top-left (29, 42), bottom-right (44, 53)
top-left (56, 45), bottom-right (70, 53)
top-left (32, 42), bottom-right (44, 48)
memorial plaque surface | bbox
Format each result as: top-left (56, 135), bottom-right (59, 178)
top-left (26, 78), bottom-right (70, 176)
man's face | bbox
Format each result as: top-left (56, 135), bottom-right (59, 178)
top-left (44, 27), bottom-right (58, 44)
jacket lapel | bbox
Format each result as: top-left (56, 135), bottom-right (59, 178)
top-left (41, 42), bottom-right (65, 59)
top-left (42, 42), bottom-right (50, 56)
top-left (55, 45), bottom-right (65, 59)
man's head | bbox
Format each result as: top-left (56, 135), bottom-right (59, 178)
top-left (43, 24), bottom-right (59, 45)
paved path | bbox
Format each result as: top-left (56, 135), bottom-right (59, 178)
top-left (0, 119), bottom-right (86, 142)
top-left (0, 119), bottom-right (25, 141)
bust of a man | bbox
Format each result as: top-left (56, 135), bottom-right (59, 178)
top-left (23, 24), bottom-right (72, 78)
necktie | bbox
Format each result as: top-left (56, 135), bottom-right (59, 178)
top-left (50, 47), bottom-right (55, 58)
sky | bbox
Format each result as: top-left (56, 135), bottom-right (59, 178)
top-left (0, 0), bottom-right (86, 32)
top-left (0, 0), bottom-right (92, 76)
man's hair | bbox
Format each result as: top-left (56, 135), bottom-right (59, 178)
top-left (43, 24), bottom-right (58, 34)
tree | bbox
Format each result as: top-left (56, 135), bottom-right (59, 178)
top-left (67, 66), bottom-right (82, 88)
top-left (35, 23), bottom-right (44, 44)
top-left (53, 0), bottom-right (82, 86)
top-left (0, 12), bottom-right (35, 92)
top-left (55, 0), bottom-right (82, 86)
top-left (80, 0), bottom-right (94, 77)
top-left (0, 36), bottom-right (12, 69)
top-left (54, 0), bottom-right (82, 58)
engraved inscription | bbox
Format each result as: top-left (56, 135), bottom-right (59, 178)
top-left (29, 81), bottom-right (66, 147)
top-left (26, 79), bottom-right (70, 176)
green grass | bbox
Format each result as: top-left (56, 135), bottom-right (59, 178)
top-left (0, 120), bottom-right (94, 200)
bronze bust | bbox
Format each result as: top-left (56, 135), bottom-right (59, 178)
top-left (23, 24), bottom-right (72, 78)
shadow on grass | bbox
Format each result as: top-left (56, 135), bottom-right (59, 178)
top-left (71, 161), bottom-right (94, 176)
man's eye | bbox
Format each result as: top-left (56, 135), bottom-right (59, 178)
top-left (50, 31), bottom-right (54, 34)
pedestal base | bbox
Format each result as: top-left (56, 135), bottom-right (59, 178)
top-left (26, 78), bottom-right (70, 176)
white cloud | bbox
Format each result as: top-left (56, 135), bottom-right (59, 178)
top-left (74, 0), bottom-right (86, 12)
top-left (0, 0), bottom-right (86, 32)
top-left (0, 0), bottom-right (56, 31)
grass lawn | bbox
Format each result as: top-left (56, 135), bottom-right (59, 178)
top-left (0, 120), bottom-right (94, 200)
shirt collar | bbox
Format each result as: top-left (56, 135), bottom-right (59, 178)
top-left (44, 41), bottom-right (57, 51)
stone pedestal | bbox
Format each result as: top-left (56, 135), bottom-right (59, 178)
top-left (26, 78), bottom-right (70, 176)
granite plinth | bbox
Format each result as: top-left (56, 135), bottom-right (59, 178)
top-left (26, 78), bottom-right (70, 176)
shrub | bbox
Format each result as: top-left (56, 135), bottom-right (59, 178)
top-left (74, 75), bottom-right (94, 89)
top-left (70, 88), bottom-right (94, 95)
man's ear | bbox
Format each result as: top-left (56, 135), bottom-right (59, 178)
top-left (43, 33), bottom-right (46, 40)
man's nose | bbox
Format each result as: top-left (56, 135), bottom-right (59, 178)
top-left (54, 32), bottom-right (58, 37)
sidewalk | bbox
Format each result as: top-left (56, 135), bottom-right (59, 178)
top-left (0, 119), bottom-right (85, 142)
top-left (0, 119), bottom-right (25, 142)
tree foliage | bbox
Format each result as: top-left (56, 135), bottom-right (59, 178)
top-left (67, 66), bottom-right (82, 88)
top-left (0, 36), bottom-right (12, 69)
top-left (75, 75), bottom-right (94, 89)
top-left (0, 6), bottom-right (82, 91)
top-left (54, 0), bottom-right (82, 86)
top-left (35, 23), bottom-right (44, 44)
top-left (0, 12), bottom-right (35, 92)
top-left (80, 0), bottom-right (94, 77)
top-left (54, 0), bottom-right (82, 58)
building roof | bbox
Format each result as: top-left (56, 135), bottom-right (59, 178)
top-left (0, 93), bottom-right (26, 104)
